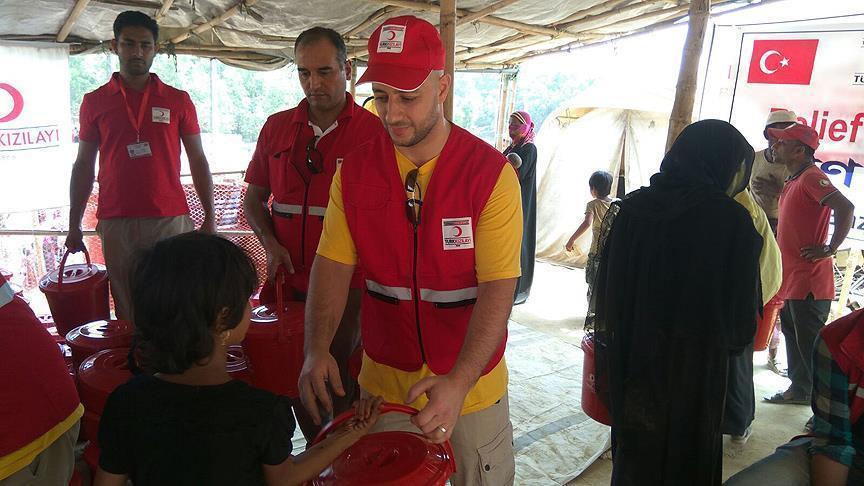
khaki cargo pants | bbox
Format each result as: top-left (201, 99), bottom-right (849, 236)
top-left (97, 216), bottom-right (194, 320)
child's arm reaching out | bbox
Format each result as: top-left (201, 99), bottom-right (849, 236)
top-left (263, 396), bottom-right (384, 486)
top-left (565, 211), bottom-right (593, 252)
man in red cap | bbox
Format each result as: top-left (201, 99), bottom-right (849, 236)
top-left (0, 273), bottom-right (82, 485)
top-left (299, 15), bottom-right (521, 485)
top-left (243, 26), bottom-right (383, 439)
top-left (764, 123), bottom-right (855, 405)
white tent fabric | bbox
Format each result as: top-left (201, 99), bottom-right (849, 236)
top-left (534, 84), bottom-right (673, 267)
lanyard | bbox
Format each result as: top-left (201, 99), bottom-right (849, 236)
top-left (117, 78), bottom-right (152, 143)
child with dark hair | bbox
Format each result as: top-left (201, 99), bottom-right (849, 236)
top-left (565, 170), bottom-right (616, 293)
top-left (94, 233), bottom-right (382, 486)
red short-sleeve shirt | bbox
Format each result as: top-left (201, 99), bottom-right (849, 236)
top-left (79, 73), bottom-right (200, 219)
top-left (777, 164), bottom-right (838, 300)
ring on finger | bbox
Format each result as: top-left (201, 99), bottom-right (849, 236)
top-left (438, 425), bottom-right (447, 434)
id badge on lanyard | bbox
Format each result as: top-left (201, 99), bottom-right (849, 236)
top-left (119, 80), bottom-right (153, 159)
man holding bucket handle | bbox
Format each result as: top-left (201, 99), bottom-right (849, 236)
top-left (65, 11), bottom-right (214, 321)
top-left (243, 27), bottom-right (384, 437)
top-left (299, 16), bottom-right (521, 485)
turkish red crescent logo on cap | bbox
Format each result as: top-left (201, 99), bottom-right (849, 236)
top-left (386, 30), bottom-right (397, 41)
top-left (0, 83), bottom-right (24, 123)
top-left (747, 39), bottom-right (819, 85)
top-left (451, 226), bottom-right (463, 237)
top-left (377, 25), bottom-right (406, 54)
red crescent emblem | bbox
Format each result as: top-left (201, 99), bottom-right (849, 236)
top-left (452, 226), bottom-right (463, 237)
top-left (0, 83), bottom-right (24, 123)
top-left (386, 30), bottom-right (397, 41)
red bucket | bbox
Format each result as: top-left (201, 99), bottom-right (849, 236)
top-left (242, 273), bottom-right (304, 397)
top-left (66, 319), bottom-right (134, 370)
top-left (581, 335), bottom-right (612, 426)
top-left (39, 249), bottom-right (110, 337)
top-left (78, 348), bottom-right (132, 416)
top-left (310, 403), bottom-right (456, 485)
top-left (754, 296), bottom-right (784, 352)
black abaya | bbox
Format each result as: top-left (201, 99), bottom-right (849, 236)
top-left (592, 120), bottom-right (762, 486)
top-left (505, 142), bottom-right (537, 304)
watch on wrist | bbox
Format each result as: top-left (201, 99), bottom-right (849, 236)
top-left (823, 245), bottom-right (836, 256)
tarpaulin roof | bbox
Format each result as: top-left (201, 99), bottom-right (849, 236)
top-left (0, 0), bottom-right (760, 70)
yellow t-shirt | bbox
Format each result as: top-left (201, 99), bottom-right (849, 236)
top-left (735, 188), bottom-right (782, 304)
top-left (317, 147), bottom-right (522, 414)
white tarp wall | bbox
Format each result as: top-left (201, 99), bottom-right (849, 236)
top-left (700, 14), bottom-right (864, 250)
top-left (534, 84), bottom-right (672, 267)
top-left (0, 41), bottom-right (72, 212)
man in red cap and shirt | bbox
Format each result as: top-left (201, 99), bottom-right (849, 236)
top-left (299, 16), bottom-right (521, 485)
top-left (764, 123), bottom-right (855, 405)
top-left (243, 26), bottom-right (383, 439)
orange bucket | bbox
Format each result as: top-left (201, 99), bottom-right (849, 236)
top-left (754, 296), bottom-right (784, 352)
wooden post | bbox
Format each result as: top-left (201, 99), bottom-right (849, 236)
top-left (350, 61), bottom-right (358, 99)
top-left (665, 0), bottom-right (710, 151)
top-left (495, 72), bottom-right (508, 150)
top-left (440, 0), bottom-right (456, 120)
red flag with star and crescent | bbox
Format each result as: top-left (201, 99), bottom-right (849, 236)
top-left (747, 39), bottom-right (819, 85)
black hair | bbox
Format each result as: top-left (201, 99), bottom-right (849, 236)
top-left (113, 10), bottom-right (159, 43)
top-left (130, 233), bottom-right (257, 374)
top-left (589, 171), bottom-right (613, 198)
top-left (295, 27), bottom-right (348, 65)
top-left (803, 145), bottom-right (816, 159)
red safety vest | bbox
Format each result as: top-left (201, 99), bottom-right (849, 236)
top-left (342, 125), bottom-right (507, 375)
top-left (267, 97), bottom-right (381, 296)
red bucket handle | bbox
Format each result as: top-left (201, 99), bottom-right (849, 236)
top-left (274, 269), bottom-right (289, 342)
top-left (311, 402), bottom-right (420, 446)
top-left (57, 247), bottom-right (92, 290)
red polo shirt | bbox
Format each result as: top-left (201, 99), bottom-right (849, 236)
top-left (79, 73), bottom-right (200, 219)
top-left (777, 164), bottom-right (838, 300)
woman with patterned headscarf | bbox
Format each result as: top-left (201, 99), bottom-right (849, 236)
top-left (504, 110), bottom-right (537, 304)
top-left (591, 120), bottom-right (763, 485)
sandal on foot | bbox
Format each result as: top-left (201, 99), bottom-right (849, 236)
top-left (763, 391), bottom-right (810, 405)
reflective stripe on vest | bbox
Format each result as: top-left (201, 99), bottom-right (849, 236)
top-left (272, 202), bottom-right (303, 215)
top-left (366, 279), bottom-right (412, 301)
top-left (308, 206), bottom-right (327, 217)
top-left (419, 287), bottom-right (477, 303)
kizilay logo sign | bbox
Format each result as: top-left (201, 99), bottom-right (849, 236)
top-left (0, 82), bottom-right (61, 151)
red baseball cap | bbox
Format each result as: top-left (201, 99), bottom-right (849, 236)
top-left (767, 123), bottom-right (820, 151)
top-left (357, 16), bottom-right (445, 92)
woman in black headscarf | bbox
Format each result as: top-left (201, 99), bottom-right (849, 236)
top-left (591, 120), bottom-right (763, 486)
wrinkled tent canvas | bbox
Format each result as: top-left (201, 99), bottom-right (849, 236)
top-left (0, 0), bottom-right (768, 71)
top-left (535, 82), bottom-right (672, 266)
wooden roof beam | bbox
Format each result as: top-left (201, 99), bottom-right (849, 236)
top-left (169, 0), bottom-right (260, 45)
top-left (154, 0), bottom-right (175, 23)
top-left (457, 0), bottom-right (522, 26)
top-left (345, 6), bottom-right (400, 38)
top-left (56, 0), bottom-right (91, 42)
top-left (557, 0), bottom-right (673, 32)
top-left (369, 0), bottom-right (577, 39)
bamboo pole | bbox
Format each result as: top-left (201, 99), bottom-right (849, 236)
top-left (457, 0), bottom-right (522, 26)
top-left (345, 6), bottom-right (399, 38)
top-left (154, 0), bottom-right (175, 23)
top-left (834, 250), bottom-right (861, 319)
top-left (350, 61), bottom-right (358, 98)
top-left (56, 0), bottom-right (91, 42)
top-left (440, 0), bottom-right (456, 119)
top-left (170, 0), bottom-right (260, 45)
top-left (558, 0), bottom-right (672, 31)
top-left (494, 72), bottom-right (509, 150)
top-left (665, 0), bottom-right (710, 151)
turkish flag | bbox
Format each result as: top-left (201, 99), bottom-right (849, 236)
top-left (747, 39), bottom-right (819, 85)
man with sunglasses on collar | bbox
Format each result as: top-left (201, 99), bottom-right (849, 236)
top-left (243, 27), bottom-right (383, 439)
top-left (299, 16), bottom-right (522, 485)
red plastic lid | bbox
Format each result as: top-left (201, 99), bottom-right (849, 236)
top-left (39, 262), bottom-right (106, 287)
top-left (67, 319), bottom-right (134, 351)
top-left (248, 302), bottom-right (304, 335)
top-left (78, 347), bottom-right (132, 390)
top-left (225, 345), bottom-right (249, 373)
top-left (314, 431), bottom-right (455, 485)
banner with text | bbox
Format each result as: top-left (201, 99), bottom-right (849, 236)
top-left (701, 20), bottom-right (864, 249)
top-left (0, 42), bottom-right (72, 212)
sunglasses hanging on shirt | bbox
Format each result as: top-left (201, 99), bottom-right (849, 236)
top-left (306, 135), bottom-right (324, 174)
top-left (405, 168), bottom-right (422, 226)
